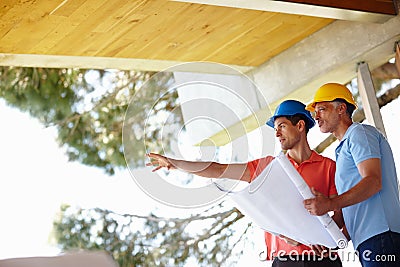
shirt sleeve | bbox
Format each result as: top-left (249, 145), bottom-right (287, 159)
top-left (328, 160), bottom-right (338, 196)
top-left (247, 156), bottom-right (274, 182)
top-left (349, 125), bottom-right (381, 165)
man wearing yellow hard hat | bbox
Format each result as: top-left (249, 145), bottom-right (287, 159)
top-left (304, 83), bottom-right (400, 267)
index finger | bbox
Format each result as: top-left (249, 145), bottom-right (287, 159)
top-left (147, 152), bottom-right (160, 158)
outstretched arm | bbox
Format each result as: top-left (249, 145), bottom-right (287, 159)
top-left (146, 153), bottom-right (252, 182)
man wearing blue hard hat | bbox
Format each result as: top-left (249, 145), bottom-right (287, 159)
top-left (147, 100), bottom-right (343, 266)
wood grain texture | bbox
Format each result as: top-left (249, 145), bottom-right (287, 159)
top-left (0, 0), bottom-right (333, 67)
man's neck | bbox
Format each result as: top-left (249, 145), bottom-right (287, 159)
top-left (287, 144), bottom-right (312, 165)
top-left (333, 119), bottom-right (353, 141)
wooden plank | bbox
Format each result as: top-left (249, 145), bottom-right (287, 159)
top-left (239, 17), bottom-right (332, 65)
top-left (115, 3), bottom-right (281, 64)
top-left (0, 1), bottom-right (38, 43)
top-left (127, 4), bottom-right (269, 61)
top-left (0, 0), bottom-right (20, 18)
top-left (91, 0), bottom-right (140, 33)
top-left (98, 0), bottom-right (182, 58)
top-left (67, 0), bottom-right (166, 57)
top-left (33, 0), bottom-right (105, 55)
top-left (20, 16), bottom-right (66, 54)
top-left (357, 62), bottom-right (387, 137)
top-left (175, 8), bottom-right (279, 63)
top-left (49, 0), bottom-right (88, 17)
top-left (73, 1), bottom-right (152, 58)
top-left (113, 1), bottom-right (192, 58)
top-left (67, 0), bottom-right (140, 56)
top-left (200, 13), bottom-right (287, 64)
top-left (0, 0), bottom-right (61, 53)
top-left (204, 14), bottom-right (331, 66)
top-left (31, 16), bottom-right (76, 54)
top-left (148, 4), bottom-right (251, 60)
top-left (50, 0), bottom-right (113, 55)
top-left (85, 0), bottom-right (150, 57)
top-left (15, 0), bottom-right (69, 53)
top-left (100, 1), bottom-right (330, 65)
top-left (133, 3), bottom-right (228, 59)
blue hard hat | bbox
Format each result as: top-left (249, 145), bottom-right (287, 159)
top-left (266, 100), bottom-right (315, 129)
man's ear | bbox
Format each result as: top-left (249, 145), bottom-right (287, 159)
top-left (337, 102), bottom-right (347, 115)
top-left (297, 119), bottom-right (306, 132)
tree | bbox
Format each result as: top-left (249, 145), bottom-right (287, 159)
top-left (1, 66), bottom-right (250, 266)
top-left (0, 67), bottom-right (182, 174)
top-left (52, 203), bottom-right (249, 267)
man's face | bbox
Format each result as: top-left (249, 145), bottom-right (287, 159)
top-left (314, 101), bottom-right (340, 133)
top-left (273, 117), bottom-right (302, 150)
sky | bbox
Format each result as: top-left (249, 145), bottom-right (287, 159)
top-left (0, 99), bottom-right (159, 259)
top-left (0, 99), bottom-right (264, 266)
top-left (0, 80), bottom-right (399, 266)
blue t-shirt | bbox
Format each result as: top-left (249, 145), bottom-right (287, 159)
top-left (335, 123), bottom-right (400, 249)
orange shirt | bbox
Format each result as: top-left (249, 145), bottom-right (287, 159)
top-left (247, 151), bottom-right (337, 260)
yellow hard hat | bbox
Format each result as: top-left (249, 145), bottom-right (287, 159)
top-left (305, 83), bottom-right (358, 112)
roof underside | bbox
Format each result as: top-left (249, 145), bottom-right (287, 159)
top-left (0, 0), bottom-right (334, 69)
top-left (1, 0), bottom-right (397, 72)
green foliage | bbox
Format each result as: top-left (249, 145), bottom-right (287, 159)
top-left (0, 67), bottom-right (85, 123)
top-left (1, 66), bottom-right (251, 266)
top-left (0, 67), bottom-right (182, 174)
top-left (52, 204), bottom-right (249, 267)
top-left (122, 70), bottom-right (181, 170)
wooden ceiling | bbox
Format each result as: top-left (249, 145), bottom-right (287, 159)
top-left (0, 0), bottom-right (397, 71)
top-left (0, 0), bottom-right (333, 68)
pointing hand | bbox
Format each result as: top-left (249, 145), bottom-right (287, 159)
top-left (146, 153), bottom-right (174, 172)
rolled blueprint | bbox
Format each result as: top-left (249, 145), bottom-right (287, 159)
top-left (275, 152), bottom-right (348, 249)
top-left (224, 151), bottom-right (348, 249)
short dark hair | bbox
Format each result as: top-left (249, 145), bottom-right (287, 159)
top-left (284, 114), bottom-right (311, 134)
top-left (334, 98), bottom-right (356, 118)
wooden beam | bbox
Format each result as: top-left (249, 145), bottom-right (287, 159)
top-left (0, 53), bottom-right (253, 74)
top-left (279, 0), bottom-right (397, 15)
top-left (357, 62), bottom-right (387, 137)
top-left (371, 62), bottom-right (400, 80)
top-left (395, 42), bottom-right (400, 76)
top-left (173, 0), bottom-right (396, 23)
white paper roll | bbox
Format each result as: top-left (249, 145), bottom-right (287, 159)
top-left (223, 151), bottom-right (348, 249)
top-left (276, 152), bottom-right (348, 249)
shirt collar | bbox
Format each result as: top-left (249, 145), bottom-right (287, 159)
top-left (339, 122), bottom-right (358, 144)
top-left (286, 150), bottom-right (323, 165)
